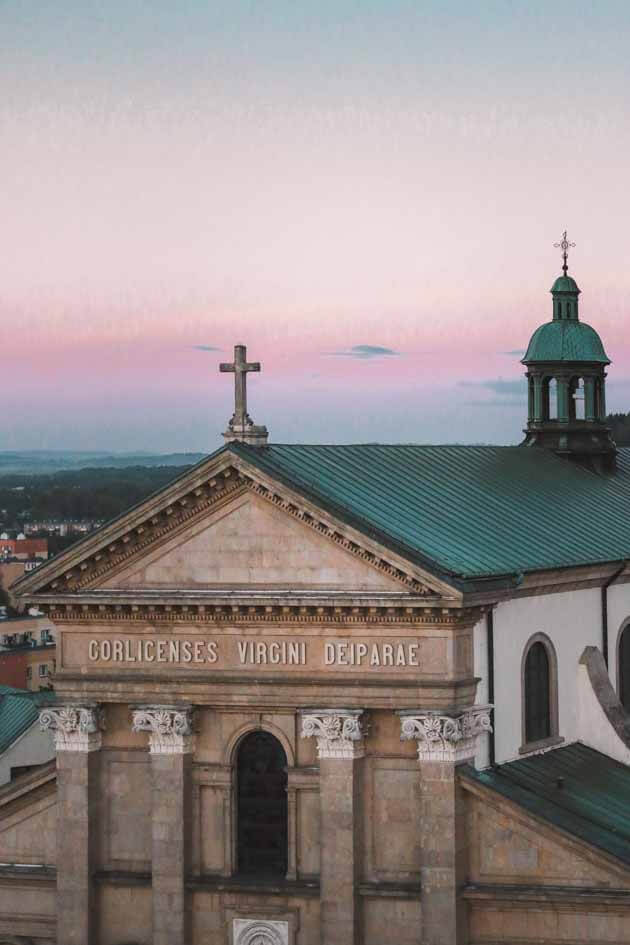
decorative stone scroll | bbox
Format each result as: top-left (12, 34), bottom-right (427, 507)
top-left (399, 705), bottom-right (493, 762)
top-left (39, 703), bottom-right (104, 752)
top-left (131, 704), bottom-right (194, 754)
top-left (300, 709), bottom-right (366, 759)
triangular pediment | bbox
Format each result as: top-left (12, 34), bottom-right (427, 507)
top-left (100, 490), bottom-right (402, 591)
top-left (12, 446), bottom-right (458, 601)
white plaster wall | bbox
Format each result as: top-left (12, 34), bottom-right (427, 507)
top-left (0, 722), bottom-right (55, 786)
top-left (490, 588), bottom-right (601, 764)
top-left (605, 581), bottom-right (630, 695)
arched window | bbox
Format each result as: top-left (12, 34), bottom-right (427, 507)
top-left (237, 731), bottom-right (288, 876)
top-left (619, 625), bottom-right (630, 712)
top-left (522, 635), bottom-right (559, 748)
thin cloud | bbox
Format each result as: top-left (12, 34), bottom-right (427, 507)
top-left (468, 399), bottom-right (526, 408)
top-left (459, 378), bottom-right (526, 397)
top-left (325, 344), bottom-right (400, 359)
top-left (192, 345), bottom-right (223, 352)
top-left (502, 349), bottom-right (526, 356)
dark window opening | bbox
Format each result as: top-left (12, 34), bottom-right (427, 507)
top-left (524, 641), bottom-right (551, 743)
top-left (619, 627), bottom-right (630, 713)
top-left (237, 731), bottom-right (288, 876)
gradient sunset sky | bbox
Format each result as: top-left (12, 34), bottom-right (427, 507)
top-left (2, 1), bottom-right (630, 452)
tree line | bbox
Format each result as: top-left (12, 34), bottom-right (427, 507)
top-left (0, 465), bottom-right (192, 529)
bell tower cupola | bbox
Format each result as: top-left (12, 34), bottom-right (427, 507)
top-left (521, 232), bottom-right (616, 471)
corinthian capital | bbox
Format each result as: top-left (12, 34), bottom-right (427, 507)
top-left (300, 709), bottom-right (366, 759)
top-left (131, 705), bottom-right (194, 754)
top-left (39, 703), bottom-right (104, 752)
top-left (399, 705), bottom-right (492, 763)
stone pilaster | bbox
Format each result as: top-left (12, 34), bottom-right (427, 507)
top-left (301, 709), bottom-right (366, 945)
top-left (39, 704), bottom-right (103, 945)
top-left (132, 705), bottom-right (194, 945)
top-left (400, 706), bottom-right (492, 945)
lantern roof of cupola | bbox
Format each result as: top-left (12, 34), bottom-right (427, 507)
top-left (551, 274), bottom-right (580, 294)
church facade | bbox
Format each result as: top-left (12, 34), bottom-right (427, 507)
top-left (4, 252), bottom-right (630, 945)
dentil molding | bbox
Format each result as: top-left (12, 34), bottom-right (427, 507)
top-left (399, 705), bottom-right (492, 762)
top-left (131, 704), bottom-right (194, 754)
top-left (39, 703), bottom-right (104, 752)
top-left (300, 709), bottom-right (366, 759)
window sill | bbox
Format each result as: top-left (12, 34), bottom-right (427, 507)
top-left (519, 735), bottom-right (564, 756)
top-left (186, 874), bottom-right (320, 896)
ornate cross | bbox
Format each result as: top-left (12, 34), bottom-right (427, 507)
top-left (220, 344), bottom-right (261, 429)
top-left (554, 230), bottom-right (575, 275)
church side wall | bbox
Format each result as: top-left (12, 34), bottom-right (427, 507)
top-left (487, 589), bottom-right (602, 765)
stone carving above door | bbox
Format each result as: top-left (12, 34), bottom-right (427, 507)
top-left (232, 918), bottom-right (289, 945)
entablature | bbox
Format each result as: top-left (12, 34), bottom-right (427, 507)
top-left (32, 588), bottom-right (478, 626)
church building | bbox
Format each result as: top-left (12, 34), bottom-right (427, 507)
top-left (4, 241), bottom-right (630, 945)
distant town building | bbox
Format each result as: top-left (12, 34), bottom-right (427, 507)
top-left (0, 616), bottom-right (56, 691)
top-left (23, 520), bottom-right (101, 536)
top-left (0, 537), bottom-right (48, 561)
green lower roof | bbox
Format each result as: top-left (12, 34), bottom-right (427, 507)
top-left (462, 743), bottom-right (630, 868)
top-left (229, 443), bottom-right (630, 584)
top-left (0, 686), bottom-right (55, 754)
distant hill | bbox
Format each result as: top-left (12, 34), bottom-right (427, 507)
top-left (0, 451), bottom-right (206, 475)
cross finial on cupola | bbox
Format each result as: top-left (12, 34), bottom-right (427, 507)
top-left (219, 344), bottom-right (269, 446)
top-left (554, 229), bottom-right (576, 276)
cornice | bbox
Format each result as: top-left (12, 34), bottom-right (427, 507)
top-left (35, 591), bottom-right (479, 625)
top-left (14, 456), bottom-right (457, 602)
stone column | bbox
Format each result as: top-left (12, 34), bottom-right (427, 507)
top-left (132, 705), bottom-right (194, 945)
top-left (584, 376), bottom-right (596, 421)
top-left (301, 709), bottom-right (366, 945)
top-left (400, 706), bottom-right (492, 945)
top-left (39, 703), bottom-right (103, 945)
top-left (532, 374), bottom-right (543, 421)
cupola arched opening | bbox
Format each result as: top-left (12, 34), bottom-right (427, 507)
top-left (522, 634), bottom-right (559, 748)
top-left (236, 730), bottom-right (288, 877)
top-left (542, 377), bottom-right (558, 421)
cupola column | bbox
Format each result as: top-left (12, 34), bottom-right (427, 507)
top-left (532, 375), bottom-right (544, 422)
top-left (584, 376), bottom-right (596, 422)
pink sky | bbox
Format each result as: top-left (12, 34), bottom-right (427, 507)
top-left (2, 2), bottom-right (630, 451)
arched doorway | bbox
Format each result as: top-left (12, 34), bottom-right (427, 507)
top-left (237, 731), bottom-right (288, 876)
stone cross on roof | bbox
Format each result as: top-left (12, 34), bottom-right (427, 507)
top-left (219, 344), bottom-right (268, 446)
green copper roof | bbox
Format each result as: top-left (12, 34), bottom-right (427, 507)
top-left (523, 320), bottom-right (610, 363)
top-left (0, 686), bottom-right (55, 754)
top-left (551, 274), bottom-right (580, 294)
top-left (462, 744), bottom-right (630, 867)
top-left (229, 444), bottom-right (630, 584)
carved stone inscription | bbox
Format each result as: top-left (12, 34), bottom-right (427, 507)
top-left (64, 633), bottom-right (434, 674)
